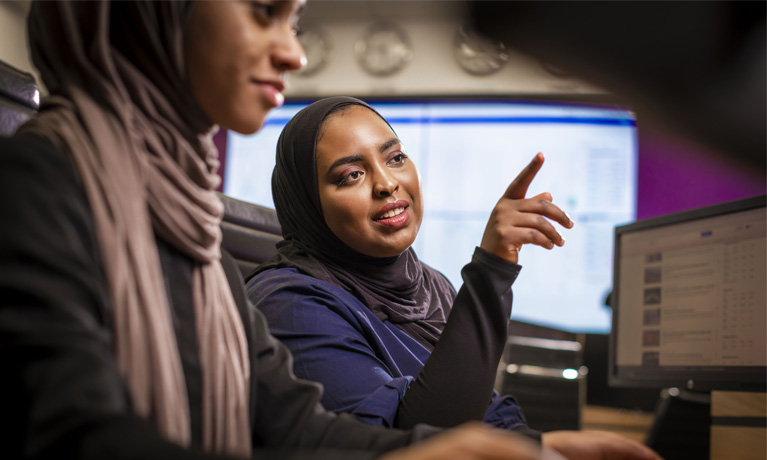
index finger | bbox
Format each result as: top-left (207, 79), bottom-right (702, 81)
top-left (503, 152), bottom-right (544, 200)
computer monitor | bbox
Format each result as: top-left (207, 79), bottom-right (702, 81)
top-left (609, 195), bottom-right (767, 392)
top-left (223, 98), bottom-right (638, 333)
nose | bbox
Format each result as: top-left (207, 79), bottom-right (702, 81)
top-left (373, 170), bottom-right (399, 198)
top-left (272, 27), bottom-right (306, 73)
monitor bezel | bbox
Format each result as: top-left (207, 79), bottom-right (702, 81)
top-left (608, 194), bottom-right (767, 392)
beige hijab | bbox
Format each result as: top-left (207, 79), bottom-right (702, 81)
top-left (20, 1), bottom-right (250, 456)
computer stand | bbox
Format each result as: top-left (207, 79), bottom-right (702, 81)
top-left (645, 388), bottom-right (767, 460)
top-left (645, 388), bottom-right (712, 460)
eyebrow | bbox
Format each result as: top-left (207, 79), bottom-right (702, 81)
top-left (326, 155), bottom-right (364, 176)
top-left (379, 137), bottom-right (400, 153)
top-left (324, 138), bottom-right (402, 176)
top-left (294, 2), bottom-right (306, 17)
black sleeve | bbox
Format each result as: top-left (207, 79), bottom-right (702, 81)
top-left (0, 134), bottom-right (438, 460)
top-left (0, 135), bottom-right (220, 459)
top-left (394, 247), bottom-right (522, 429)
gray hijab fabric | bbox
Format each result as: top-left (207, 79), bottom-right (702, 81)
top-left (249, 97), bottom-right (454, 351)
top-left (20, 1), bottom-right (250, 455)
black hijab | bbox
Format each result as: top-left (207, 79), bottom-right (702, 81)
top-left (247, 97), bottom-right (455, 351)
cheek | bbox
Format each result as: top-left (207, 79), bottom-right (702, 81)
top-left (186, 23), bottom-right (263, 131)
top-left (321, 191), bottom-right (368, 236)
top-left (404, 170), bottom-right (423, 212)
top-left (328, 197), bottom-right (362, 225)
top-left (188, 49), bottom-right (234, 123)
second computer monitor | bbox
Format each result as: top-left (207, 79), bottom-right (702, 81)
top-left (610, 195), bottom-right (767, 392)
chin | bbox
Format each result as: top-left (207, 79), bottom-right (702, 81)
top-left (356, 230), bottom-right (417, 258)
top-left (378, 242), bottom-right (415, 259)
top-left (234, 121), bottom-right (266, 136)
top-left (225, 113), bottom-right (268, 135)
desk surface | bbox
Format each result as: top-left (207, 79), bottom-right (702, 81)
top-left (581, 405), bottom-right (654, 443)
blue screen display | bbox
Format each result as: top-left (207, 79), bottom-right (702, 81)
top-left (224, 99), bottom-right (637, 333)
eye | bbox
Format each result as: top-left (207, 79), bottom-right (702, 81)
top-left (388, 152), bottom-right (408, 166)
top-left (290, 2), bottom-right (305, 36)
top-left (250, 1), bottom-right (277, 24)
top-left (334, 170), bottom-right (364, 186)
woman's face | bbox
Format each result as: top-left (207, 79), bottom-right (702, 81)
top-left (184, 0), bottom-right (306, 134)
top-left (316, 105), bottom-right (424, 258)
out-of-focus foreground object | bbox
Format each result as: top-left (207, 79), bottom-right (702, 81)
top-left (468, 1), bottom-right (766, 171)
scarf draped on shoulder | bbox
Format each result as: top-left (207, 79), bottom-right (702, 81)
top-left (248, 97), bottom-right (455, 351)
top-left (19, 1), bottom-right (250, 456)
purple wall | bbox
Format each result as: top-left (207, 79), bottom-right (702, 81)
top-left (636, 126), bottom-right (765, 220)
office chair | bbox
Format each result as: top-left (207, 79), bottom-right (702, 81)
top-left (0, 59), bottom-right (39, 135)
top-left (218, 192), bottom-right (282, 277)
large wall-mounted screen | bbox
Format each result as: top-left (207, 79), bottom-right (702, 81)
top-left (224, 99), bottom-right (638, 333)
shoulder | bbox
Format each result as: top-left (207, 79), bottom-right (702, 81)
top-left (1, 133), bottom-right (84, 206)
top-left (248, 267), bottom-right (357, 302)
top-left (247, 267), bottom-right (374, 331)
top-left (0, 133), bottom-right (92, 234)
top-left (1, 133), bottom-right (72, 172)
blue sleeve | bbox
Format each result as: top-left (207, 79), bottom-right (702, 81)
top-left (249, 274), bottom-right (411, 428)
top-left (484, 392), bottom-right (528, 431)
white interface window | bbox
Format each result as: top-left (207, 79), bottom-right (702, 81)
top-left (225, 101), bottom-right (638, 332)
top-left (615, 207), bottom-right (767, 368)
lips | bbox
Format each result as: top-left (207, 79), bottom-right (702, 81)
top-left (377, 207), bottom-right (405, 220)
top-left (373, 200), bottom-right (410, 228)
top-left (253, 79), bottom-right (285, 108)
top-left (373, 200), bottom-right (410, 220)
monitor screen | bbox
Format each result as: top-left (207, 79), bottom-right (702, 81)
top-left (224, 98), bottom-right (638, 333)
top-left (610, 195), bottom-right (767, 391)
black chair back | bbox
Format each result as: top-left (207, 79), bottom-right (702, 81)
top-left (0, 60), bottom-right (39, 135)
top-left (218, 192), bottom-right (282, 277)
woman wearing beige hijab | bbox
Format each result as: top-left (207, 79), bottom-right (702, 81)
top-left (0, 1), bottom-right (660, 460)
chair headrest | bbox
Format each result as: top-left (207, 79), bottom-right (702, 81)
top-left (217, 192), bottom-right (281, 236)
top-left (0, 60), bottom-right (39, 111)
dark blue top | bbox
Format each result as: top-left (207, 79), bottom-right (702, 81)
top-left (248, 261), bottom-right (530, 431)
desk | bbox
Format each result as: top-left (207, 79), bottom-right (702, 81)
top-left (581, 405), bottom-right (654, 443)
top-left (710, 391), bottom-right (767, 460)
top-left (583, 392), bottom-right (767, 460)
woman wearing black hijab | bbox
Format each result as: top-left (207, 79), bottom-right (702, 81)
top-left (0, 2), bottom-right (576, 460)
top-left (247, 96), bottom-right (564, 432)
top-left (247, 98), bottom-right (660, 459)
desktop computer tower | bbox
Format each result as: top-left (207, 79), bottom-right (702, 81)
top-left (499, 333), bottom-right (584, 432)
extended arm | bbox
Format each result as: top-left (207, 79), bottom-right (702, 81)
top-left (394, 248), bottom-right (520, 429)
